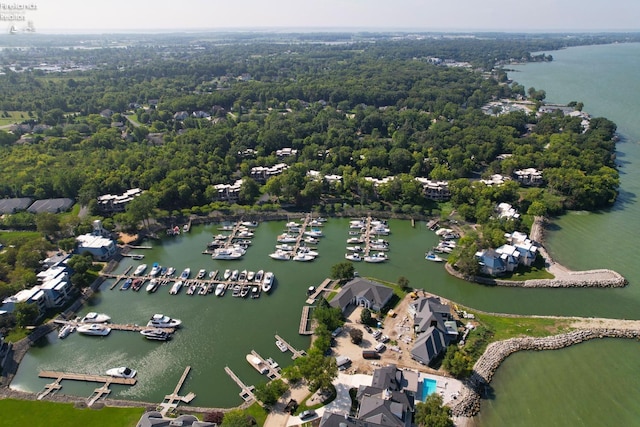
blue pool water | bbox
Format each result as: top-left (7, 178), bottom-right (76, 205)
top-left (421, 378), bottom-right (437, 401)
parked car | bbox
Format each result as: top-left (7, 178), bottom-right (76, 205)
top-left (364, 325), bottom-right (372, 333)
top-left (375, 342), bottom-right (386, 352)
top-left (300, 410), bottom-right (317, 420)
top-left (379, 334), bottom-right (390, 343)
top-left (372, 330), bottom-right (382, 339)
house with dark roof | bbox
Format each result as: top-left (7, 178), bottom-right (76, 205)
top-left (409, 297), bottom-right (458, 366)
top-left (136, 412), bottom-right (215, 427)
top-left (27, 198), bottom-right (74, 214)
top-left (0, 197), bottom-right (33, 214)
top-left (320, 365), bottom-right (416, 427)
top-left (329, 278), bottom-right (394, 313)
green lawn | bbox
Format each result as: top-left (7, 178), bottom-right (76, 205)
top-left (0, 399), bottom-right (145, 427)
top-left (0, 111), bottom-right (30, 126)
top-left (244, 402), bottom-right (269, 426)
top-left (0, 230), bottom-right (43, 246)
top-left (474, 312), bottom-right (571, 341)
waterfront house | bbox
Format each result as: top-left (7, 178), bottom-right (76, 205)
top-left (97, 188), bottom-right (143, 213)
top-left (1, 287), bottom-right (46, 320)
top-left (409, 297), bottom-right (458, 366)
top-left (76, 233), bottom-right (117, 261)
top-left (27, 198), bottom-right (74, 214)
top-left (136, 412), bottom-right (215, 427)
top-left (329, 278), bottom-right (394, 313)
top-left (514, 168), bottom-right (543, 186)
top-left (475, 248), bottom-right (508, 276)
top-left (320, 364), bottom-right (416, 427)
top-left (415, 178), bottom-right (451, 202)
top-left (212, 179), bottom-right (243, 202)
top-left (0, 197), bottom-right (33, 214)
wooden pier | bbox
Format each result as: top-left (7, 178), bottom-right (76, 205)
top-left (53, 319), bottom-right (175, 334)
top-left (250, 350), bottom-right (281, 380)
top-left (305, 278), bottom-right (335, 304)
top-left (37, 370), bottom-right (136, 403)
top-left (224, 366), bottom-right (255, 402)
top-left (159, 366), bottom-right (195, 416)
top-left (274, 334), bottom-right (307, 360)
top-left (291, 213), bottom-right (312, 255)
top-left (298, 306), bottom-right (314, 335)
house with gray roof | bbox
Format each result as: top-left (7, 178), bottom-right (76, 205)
top-left (329, 278), bottom-right (394, 313)
top-left (0, 197), bottom-right (32, 214)
top-left (27, 198), bottom-right (74, 214)
top-left (320, 365), bottom-right (416, 427)
top-left (136, 412), bottom-right (215, 427)
top-left (409, 297), bottom-right (457, 366)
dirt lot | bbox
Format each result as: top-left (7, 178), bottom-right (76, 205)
top-left (332, 294), bottom-right (451, 377)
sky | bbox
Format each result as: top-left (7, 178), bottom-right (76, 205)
top-left (5, 0), bottom-right (640, 33)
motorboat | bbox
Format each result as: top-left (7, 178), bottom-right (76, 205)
top-left (211, 248), bottom-right (243, 260)
top-left (276, 233), bottom-right (297, 243)
top-left (209, 270), bottom-right (217, 279)
top-left (345, 253), bottom-right (362, 262)
top-left (131, 278), bottom-right (143, 291)
top-left (269, 250), bottom-right (291, 260)
top-left (147, 314), bottom-right (182, 328)
top-left (262, 271), bottom-right (274, 293)
top-left (140, 328), bottom-right (171, 341)
top-left (180, 268), bottom-right (191, 280)
top-left (425, 251), bottom-right (445, 262)
top-left (275, 244), bottom-right (294, 251)
top-left (58, 324), bottom-right (75, 339)
top-left (120, 278), bottom-right (133, 291)
top-left (347, 237), bottom-right (364, 244)
top-left (276, 339), bottom-right (288, 353)
top-left (238, 270), bottom-right (248, 281)
top-left (370, 244), bottom-right (390, 251)
top-left (231, 269), bottom-right (239, 281)
top-left (223, 269), bottom-right (232, 280)
top-left (304, 236), bottom-right (319, 244)
top-left (240, 285), bottom-right (250, 298)
top-left (133, 264), bottom-right (147, 276)
top-left (159, 266), bottom-right (168, 276)
top-left (149, 263), bottom-right (161, 277)
top-left (218, 224), bottom-right (235, 231)
top-left (241, 221), bottom-right (259, 228)
top-left (106, 366), bottom-right (137, 379)
top-left (285, 221), bottom-right (300, 229)
top-left (198, 282), bottom-right (208, 295)
top-left (232, 284), bottom-right (241, 297)
top-left (293, 253), bottom-right (315, 262)
top-left (215, 283), bottom-right (226, 296)
top-left (169, 280), bottom-right (183, 295)
top-left (266, 357), bottom-right (279, 369)
top-left (197, 269), bottom-right (207, 279)
top-left (246, 354), bottom-right (268, 374)
top-left (296, 247), bottom-right (318, 257)
top-left (81, 312), bottom-right (111, 323)
top-left (234, 239), bottom-right (252, 246)
top-left (186, 282), bottom-right (198, 295)
top-left (254, 270), bottom-right (264, 283)
top-left (346, 246), bottom-right (363, 252)
top-left (166, 267), bottom-right (176, 277)
top-left (304, 229), bottom-right (323, 238)
top-left (77, 323), bottom-right (111, 336)
top-left (236, 230), bottom-right (254, 239)
top-left (145, 279), bottom-right (159, 293)
top-left (309, 219), bottom-right (324, 227)
top-left (350, 220), bottom-right (365, 229)
top-left (247, 271), bottom-right (255, 281)
top-left (364, 252), bottom-right (387, 263)
top-left (250, 285), bottom-right (260, 298)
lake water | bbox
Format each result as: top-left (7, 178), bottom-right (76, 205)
top-left (9, 43), bottom-right (640, 425)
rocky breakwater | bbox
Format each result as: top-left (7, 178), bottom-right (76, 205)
top-left (450, 328), bottom-right (640, 418)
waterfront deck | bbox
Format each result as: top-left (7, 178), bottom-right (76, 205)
top-left (299, 306), bottom-right (314, 335)
top-left (224, 366), bottom-right (255, 403)
top-left (305, 277), bottom-right (335, 304)
top-left (274, 334), bottom-right (307, 360)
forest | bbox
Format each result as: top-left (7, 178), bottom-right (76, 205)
top-left (0, 33), bottom-right (621, 227)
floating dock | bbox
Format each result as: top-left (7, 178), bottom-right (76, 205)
top-left (274, 334), bottom-right (307, 360)
top-left (224, 366), bottom-right (255, 402)
top-left (53, 319), bottom-right (176, 334)
top-left (299, 306), bottom-right (313, 335)
top-left (305, 278), bottom-right (335, 304)
top-left (37, 370), bottom-right (136, 403)
top-left (159, 366), bottom-right (195, 416)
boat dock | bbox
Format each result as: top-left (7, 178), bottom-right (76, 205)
top-left (53, 319), bottom-right (176, 334)
top-left (299, 306), bottom-right (314, 335)
top-left (109, 265), bottom-right (133, 290)
top-left (224, 366), bottom-right (255, 403)
top-left (291, 213), bottom-right (312, 254)
top-left (274, 334), bottom-right (307, 360)
top-left (159, 366), bottom-right (196, 416)
top-left (305, 278), bottom-right (335, 304)
top-left (250, 350), bottom-right (281, 380)
top-left (37, 371), bottom-right (136, 403)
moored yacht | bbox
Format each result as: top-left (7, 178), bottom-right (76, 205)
top-left (215, 283), bottom-right (226, 296)
top-left (364, 252), bottom-right (388, 263)
top-left (276, 339), bottom-right (288, 352)
top-left (133, 264), bottom-right (147, 276)
top-left (169, 280), bottom-right (183, 295)
top-left (77, 323), bottom-right (111, 336)
top-left (58, 324), bottom-right (75, 339)
top-left (106, 366), bottom-right (137, 379)
top-left (149, 263), bottom-right (161, 277)
top-left (246, 354), bottom-right (268, 374)
top-left (140, 328), bottom-right (171, 341)
top-left (211, 248), bottom-right (243, 260)
top-left (254, 270), bottom-right (264, 283)
top-left (262, 271), bottom-right (274, 293)
top-left (166, 267), bottom-right (176, 277)
top-left (180, 268), bottom-right (191, 280)
top-left (345, 253), bottom-right (362, 262)
top-left (269, 250), bottom-right (291, 260)
top-left (81, 312), bottom-right (111, 323)
top-left (145, 279), bottom-right (159, 293)
top-left (223, 269), bottom-right (232, 280)
top-left (147, 313), bottom-right (182, 328)
top-left (247, 271), bottom-right (255, 281)
top-left (231, 269), bottom-right (239, 281)
top-left (292, 253), bottom-right (315, 262)
top-left (197, 269), bottom-right (207, 279)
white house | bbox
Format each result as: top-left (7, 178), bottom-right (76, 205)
top-left (76, 234), bottom-right (117, 261)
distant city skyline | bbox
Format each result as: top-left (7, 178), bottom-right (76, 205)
top-left (4, 0), bottom-right (640, 33)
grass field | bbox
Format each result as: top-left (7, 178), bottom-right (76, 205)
top-left (0, 111), bottom-right (30, 126)
top-left (0, 399), bottom-right (145, 427)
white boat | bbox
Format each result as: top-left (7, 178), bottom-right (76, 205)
top-left (241, 221), bottom-right (259, 228)
top-left (297, 247), bottom-right (318, 256)
top-left (304, 236), bottom-right (319, 244)
top-left (81, 312), bottom-right (111, 323)
top-left (269, 250), bottom-right (291, 260)
top-left (350, 220), bottom-right (365, 229)
top-left (347, 237), bottom-right (364, 244)
top-left (231, 269), bottom-right (239, 281)
top-left (140, 328), bottom-right (171, 341)
top-left (285, 221), bottom-right (300, 228)
top-left (239, 270), bottom-right (247, 281)
top-left (345, 253), bottom-right (362, 262)
top-left (293, 253), bottom-right (315, 262)
top-left (370, 244), bottom-right (390, 251)
top-left (346, 246), bottom-right (363, 252)
top-left (262, 271), bottom-right (274, 293)
top-left (133, 264), bottom-right (147, 276)
top-left (275, 244), bottom-right (294, 251)
top-left (169, 280), bottom-right (183, 295)
top-left (254, 270), bottom-right (264, 283)
top-left (247, 271), bottom-right (255, 281)
top-left (166, 267), bottom-right (176, 277)
top-left (147, 314), bottom-right (182, 328)
top-left (211, 248), bottom-right (243, 260)
top-left (304, 229), bottom-right (323, 238)
top-left (223, 269), bottom-right (232, 280)
top-left (77, 323), bottom-right (111, 336)
top-left (145, 279), bottom-right (159, 293)
top-left (276, 233), bottom-right (297, 243)
top-left (246, 354), bottom-right (268, 374)
top-left (425, 251), bottom-right (445, 262)
top-left (364, 252), bottom-right (387, 263)
top-left (58, 324), bottom-right (75, 339)
top-left (236, 230), bottom-right (254, 238)
top-left (180, 268), bottom-right (191, 280)
top-left (276, 339), bottom-right (288, 353)
top-left (266, 357), bottom-right (279, 369)
top-left (215, 283), bottom-right (226, 296)
top-left (197, 269), bottom-right (207, 279)
top-left (106, 366), bottom-right (137, 379)
top-left (149, 263), bottom-right (161, 277)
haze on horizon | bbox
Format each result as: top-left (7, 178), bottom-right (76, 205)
top-left (6, 0), bottom-right (640, 34)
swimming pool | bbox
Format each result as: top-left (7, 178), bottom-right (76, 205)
top-left (420, 378), bottom-right (438, 401)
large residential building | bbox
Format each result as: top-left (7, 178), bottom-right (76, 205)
top-left (329, 278), bottom-right (394, 313)
top-left (514, 168), bottom-right (543, 186)
top-left (415, 178), bottom-right (451, 201)
top-left (475, 231), bottom-right (539, 276)
top-left (409, 297), bottom-right (458, 366)
top-left (250, 163), bottom-right (288, 182)
top-left (97, 188), bottom-right (143, 213)
top-left (212, 179), bottom-right (243, 202)
top-left (76, 233), bottom-right (118, 261)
